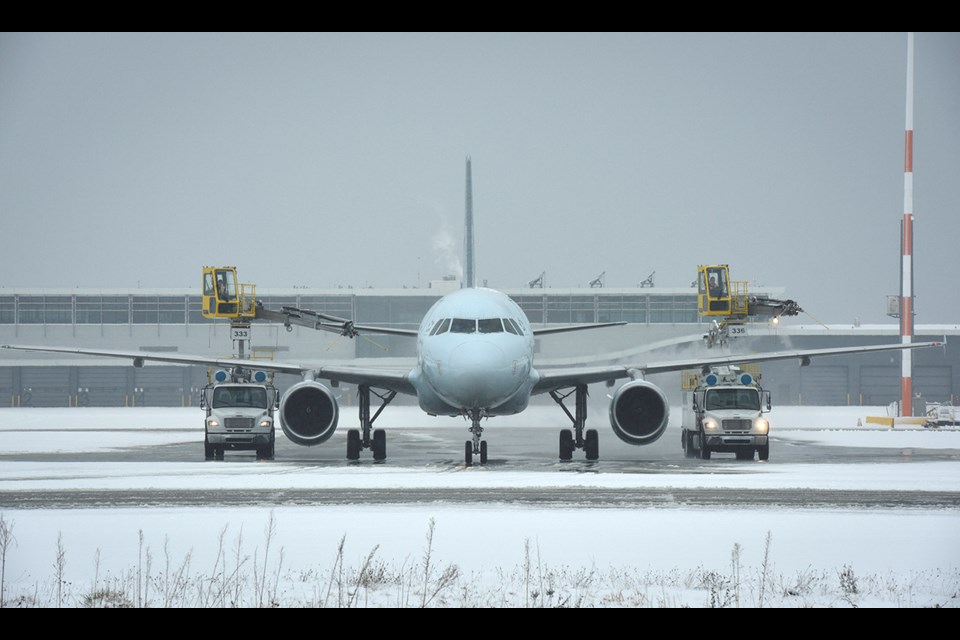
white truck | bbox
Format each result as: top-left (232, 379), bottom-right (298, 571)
top-left (200, 380), bottom-right (279, 461)
top-left (681, 367), bottom-right (771, 461)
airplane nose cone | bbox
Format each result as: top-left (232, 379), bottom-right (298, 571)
top-left (442, 341), bottom-right (522, 409)
top-left (449, 341), bottom-right (507, 371)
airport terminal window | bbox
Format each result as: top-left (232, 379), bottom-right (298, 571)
top-left (101, 296), bottom-right (130, 324)
top-left (43, 296), bottom-right (72, 323)
top-left (450, 318), bottom-right (476, 334)
top-left (478, 318), bottom-right (503, 334)
top-left (159, 296), bottom-right (187, 324)
top-left (0, 296), bottom-right (14, 324)
top-left (187, 296), bottom-right (213, 324)
top-left (298, 295), bottom-right (353, 318)
top-left (132, 296), bottom-right (159, 324)
top-left (17, 296), bottom-right (45, 324)
top-left (511, 295), bottom-right (544, 324)
top-left (76, 296), bottom-right (102, 324)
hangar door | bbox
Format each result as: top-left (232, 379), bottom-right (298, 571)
top-left (860, 365), bottom-right (899, 406)
top-left (914, 366), bottom-right (953, 404)
top-left (133, 367), bottom-right (189, 407)
top-left (0, 368), bottom-right (13, 407)
top-left (77, 367), bottom-right (127, 407)
top-left (799, 365), bottom-right (848, 405)
top-left (20, 367), bottom-right (71, 407)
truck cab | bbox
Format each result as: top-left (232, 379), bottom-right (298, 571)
top-left (681, 368), bottom-right (771, 461)
top-left (200, 381), bottom-right (279, 460)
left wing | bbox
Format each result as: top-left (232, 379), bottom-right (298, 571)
top-left (532, 340), bottom-right (942, 394)
top-left (0, 344), bottom-right (417, 395)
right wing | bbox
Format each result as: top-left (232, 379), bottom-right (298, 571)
top-left (0, 344), bottom-right (417, 395)
top-left (532, 340), bottom-right (943, 394)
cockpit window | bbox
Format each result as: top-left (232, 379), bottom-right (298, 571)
top-left (478, 318), bottom-right (503, 334)
top-left (428, 319), bottom-right (444, 336)
top-left (450, 318), bottom-right (476, 334)
top-left (434, 318), bottom-right (451, 335)
top-left (502, 318), bottom-right (519, 335)
top-left (507, 318), bottom-right (524, 334)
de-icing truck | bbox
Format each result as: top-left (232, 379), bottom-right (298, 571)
top-left (681, 366), bottom-right (771, 461)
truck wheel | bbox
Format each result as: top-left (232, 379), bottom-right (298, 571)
top-left (584, 429), bottom-right (599, 461)
top-left (683, 431), bottom-right (696, 458)
top-left (698, 431), bottom-right (711, 460)
top-left (204, 436), bottom-right (214, 461)
top-left (559, 429), bottom-right (574, 460)
top-left (758, 444), bottom-right (770, 461)
top-left (215, 446), bottom-right (225, 461)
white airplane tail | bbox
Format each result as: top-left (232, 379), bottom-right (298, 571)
top-left (464, 156), bottom-right (476, 288)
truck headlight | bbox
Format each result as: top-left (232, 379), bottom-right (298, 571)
top-left (259, 419), bottom-right (272, 428)
top-left (207, 419), bottom-right (219, 428)
top-left (754, 418), bottom-right (769, 434)
top-left (703, 419), bottom-right (718, 431)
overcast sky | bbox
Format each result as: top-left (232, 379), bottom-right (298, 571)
top-left (1, 32), bottom-right (957, 325)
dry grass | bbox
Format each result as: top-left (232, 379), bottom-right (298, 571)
top-left (0, 513), bottom-right (956, 608)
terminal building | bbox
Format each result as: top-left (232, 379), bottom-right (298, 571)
top-left (1, 283), bottom-right (957, 411)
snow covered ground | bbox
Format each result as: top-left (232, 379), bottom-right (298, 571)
top-left (0, 405), bottom-right (958, 607)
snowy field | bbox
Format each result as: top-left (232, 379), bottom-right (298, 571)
top-left (0, 405), bottom-right (958, 608)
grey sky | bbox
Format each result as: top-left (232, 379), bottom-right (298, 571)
top-left (1, 32), bottom-right (957, 324)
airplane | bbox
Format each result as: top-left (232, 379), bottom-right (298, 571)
top-left (1, 158), bottom-right (942, 465)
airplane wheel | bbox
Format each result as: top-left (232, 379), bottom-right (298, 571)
top-left (464, 441), bottom-right (473, 466)
top-left (559, 429), bottom-right (574, 461)
top-left (758, 444), bottom-right (770, 461)
top-left (584, 429), bottom-right (599, 461)
top-left (480, 440), bottom-right (488, 465)
top-left (347, 429), bottom-right (361, 460)
top-left (372, 428), bottom-right (386, 461)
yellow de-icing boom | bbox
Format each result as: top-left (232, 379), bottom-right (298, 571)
top-left (697, 264), bottom-right (803, 348)
top-left (201, 266), bottom-right (257, 320)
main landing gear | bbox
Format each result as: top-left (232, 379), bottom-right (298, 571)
top-left (464, 409), bottom-right (488, 466)
top-left (550, 383), bottom-right (599, 461)
top-left (347, 384), bottom-right (396, 462)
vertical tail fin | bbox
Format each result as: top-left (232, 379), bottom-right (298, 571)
top-left (464, 156), bottom-right (476, 288)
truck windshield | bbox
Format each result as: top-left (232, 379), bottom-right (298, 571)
top-left (705, 388), bottom-right (760, 411)
top-left (213, 387), bottom-right (267, 409)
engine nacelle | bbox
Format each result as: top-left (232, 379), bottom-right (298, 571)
top-left (279, 380), bottom-right (339, 446)
top-left (609, 379), bottom-right (670, 446)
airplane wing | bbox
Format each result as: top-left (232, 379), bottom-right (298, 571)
top-left (0, 344), bottom-right (417, 395)
top-left (532, 340), bottom-right (942, 394)
top-left (531, 321), bottom-right (626, 336)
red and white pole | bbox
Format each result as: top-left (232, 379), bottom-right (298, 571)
top-left (900, 32), bottom-right (915, 417)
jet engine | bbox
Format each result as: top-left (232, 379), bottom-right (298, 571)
top-left (279, 380), bottom-right (339, 446)
top-left (609, 380), bottom-right (670, 446)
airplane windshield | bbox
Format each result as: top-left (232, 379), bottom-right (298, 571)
top-left (478, 318), bottom-right (503, 334)
top-left (502, 318), bottom-right (519, 335)
top-left (705, 389), bottom-right (760, 411)
top-left (213, 386), bottom-right (268, 409)
top-left (450, 318), bottom-right (477, 334)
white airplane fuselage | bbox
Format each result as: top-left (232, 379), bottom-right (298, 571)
top-left (409, 287), bottom-right (538, 417)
